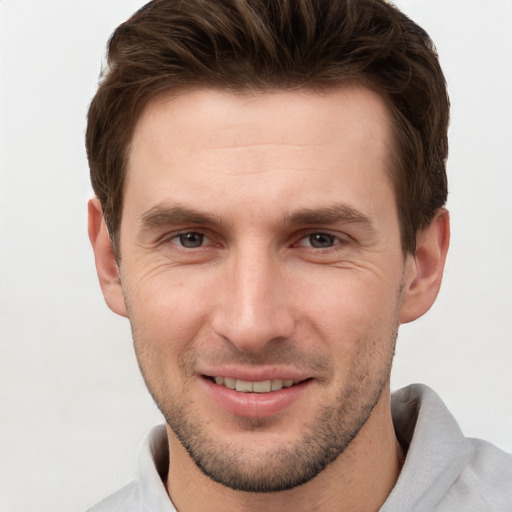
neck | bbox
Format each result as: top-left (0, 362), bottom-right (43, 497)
top-left (166, 388), bottom-right (403, 512)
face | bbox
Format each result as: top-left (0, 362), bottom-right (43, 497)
top-left (115, 87), bottom-right (413, 491)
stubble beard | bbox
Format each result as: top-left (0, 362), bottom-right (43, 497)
top-left (133, 326), bottom-right (398, 494)
top-left (166, 374), bottom-right (391, 493)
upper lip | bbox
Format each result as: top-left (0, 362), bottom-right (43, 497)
top-left (200, 366), bottom-right (311, 383)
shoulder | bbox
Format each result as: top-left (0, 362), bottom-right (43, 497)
top-left (86, 481), bottom-right (142, 512)
top-left (385, 384), bottom-right (512, 511)
top-left (85, 425), bottom-right (174, 512)
top-left (447, 437), bottom-right (512, 509)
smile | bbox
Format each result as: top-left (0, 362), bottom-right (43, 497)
top-left (211, 376), bottom-right (298, 393)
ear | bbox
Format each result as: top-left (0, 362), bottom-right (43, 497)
top-left (400, 209), bottom-right (450, 324)
top-left (88, 198), bottom-right (128, 317)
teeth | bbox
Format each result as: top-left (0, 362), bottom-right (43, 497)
top-left (271, 379), bottom-right (284, 391)
top-left (212, 377), bottom-right (297, 393)
top-left (224, 377), bottom-right (236, 390)
top-left (235, 380), bottom-right (254, 392)
top-left (252, 380), bottom-right (272, 393)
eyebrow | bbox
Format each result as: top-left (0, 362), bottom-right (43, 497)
top-left (139, 205), bottom-right (222, 229)
top-left (288, 204), bottom-right (373, 227)
top-left (138, 203), bottom-right (373, 231)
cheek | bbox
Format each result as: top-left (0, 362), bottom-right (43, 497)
top-left (124, 270), bottom-right (215, 374)
top-left (300, 272), bottom-right (401, 358)
top-left (126, 264), bottom-right (215, 323)
top-left (303, 270), bottom-right (399, 322)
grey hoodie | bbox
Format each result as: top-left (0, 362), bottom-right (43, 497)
top-left (87, 384), bottom-right (512, 511)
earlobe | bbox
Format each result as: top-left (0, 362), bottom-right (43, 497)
top-left (88, 198), bottom-right (128, 317)
top-left (399, 209), bottom-right (450, 324)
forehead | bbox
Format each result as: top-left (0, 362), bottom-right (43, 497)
top-left (124, 86), bottom-right (396, 227)
top-left (131, 85), bottom-right (392, 157)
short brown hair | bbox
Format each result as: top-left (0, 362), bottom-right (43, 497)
top-left (86, 0), bottom-right (449, 255)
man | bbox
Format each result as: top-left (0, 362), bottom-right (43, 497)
top-left (86, 0), bottom-right (512, 510)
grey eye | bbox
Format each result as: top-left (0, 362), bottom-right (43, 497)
top-left (308, 233), bottom-right (335, 248)
top-left (178, 232), bottom-right (204, 248)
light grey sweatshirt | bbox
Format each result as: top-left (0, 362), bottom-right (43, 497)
top-left (87, 384), bottom-right (512, 511)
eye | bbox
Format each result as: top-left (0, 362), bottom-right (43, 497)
top-left (173, 232), bottom-right (205, 248)
top-left (302, 233), bottom-right (337, 249)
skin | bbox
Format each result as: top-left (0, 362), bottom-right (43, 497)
top-left (89, 86), bottom-right (449, 512)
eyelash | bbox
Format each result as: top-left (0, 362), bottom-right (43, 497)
top-left (164, 230), bottom-right (348, 251)
top-left (168, 231), bottom-right (211, 249)
top-left (296, 232), bottom-right (345, 249)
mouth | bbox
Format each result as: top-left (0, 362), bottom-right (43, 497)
top-left (207, 376), bottom-right (305, 393)
top-left (202, 373), bottom-right (313, 417)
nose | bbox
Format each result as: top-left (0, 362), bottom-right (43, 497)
top-left (211, 246), bottom-right (296, 354)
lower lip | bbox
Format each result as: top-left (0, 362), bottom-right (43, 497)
top-left (201, 377), bottom-right (312, 418)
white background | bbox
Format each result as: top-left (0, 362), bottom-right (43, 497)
top-left (0, 1), bottom-right (511, 511)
